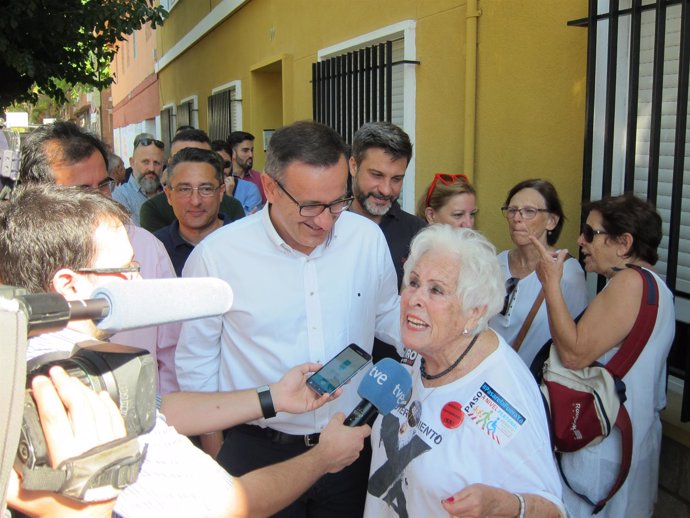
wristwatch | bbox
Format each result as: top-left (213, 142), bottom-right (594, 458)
top-left (257, 385), bottom-right (276, 419)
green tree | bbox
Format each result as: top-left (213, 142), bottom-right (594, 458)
top-left (0, 0), bottom-right (167, 110)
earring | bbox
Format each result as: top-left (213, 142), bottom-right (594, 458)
top-left (547, 230), bottom-right (553, 236)
top-left (462, 328), bottom-right (470, 336)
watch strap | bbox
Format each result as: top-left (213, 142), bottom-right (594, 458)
top-left (257, 385), bottom-right (276, 419)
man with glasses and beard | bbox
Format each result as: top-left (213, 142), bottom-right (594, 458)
top-left (112, 132), bottom-right (165, 225)
top-left (348, 121), bottom-right (426, 362)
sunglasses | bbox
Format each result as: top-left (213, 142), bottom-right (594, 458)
top-left (425, 173), bottom-right (470, 208)
top-left (135, 138), bottom-right (164, 150)
top-left (581, 223), bottom-right (609, 243)
top-left (223, 161), bottom-right (232, 169)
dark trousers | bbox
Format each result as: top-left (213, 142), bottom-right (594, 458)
top-left (217, 425), bottom-right (372, 518)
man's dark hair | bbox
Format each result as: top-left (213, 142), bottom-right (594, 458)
top-left (504, 178), bottom-right (566, 246)
top-left (168, 148), bottom-right (224, 185)
top-left (19, 122), bottom-right (108, 185)
top-left (211, 140), bottom-right (232, 156)
top-left (264, 121), bottom-right (347, 182)
top-left (0, 185), bottom-right (130, 293)
top-left (351, 121), bottom-right (413, 168)
top-left (171, 129), bottom-right (211, 146)
top-left (175, 125), bottom-right (195, 134)
top-left (586, 194), bottom-right (662, 265)
top-left (227, 131), bottom-right (255, 152)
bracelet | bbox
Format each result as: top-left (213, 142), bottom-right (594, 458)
top-left (257, 385), bottom-right (276, 419)
top-left (514, 493), bottom-right (525, 518)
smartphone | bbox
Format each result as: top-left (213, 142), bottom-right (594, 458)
top-left (306, 344), bottom-right (372, 396)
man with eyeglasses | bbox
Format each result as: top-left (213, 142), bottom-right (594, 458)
top-left (18, 121), bottom-right (181, 394)
top-left (154, 148), bottom-right (231, 276)
top-left (348, 121), bottom-right (426, 363)
top-left (111, 133), bottom-right (165, 225)
top-left (140, 129), bottom-right (246, 233)
top-left (176, 120), bottom-right (401, 517)
top-left (0, 184), bottom-right (371, 518)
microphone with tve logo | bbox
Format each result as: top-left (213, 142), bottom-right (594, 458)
top-left (344, 358), bottom-right (413, 427)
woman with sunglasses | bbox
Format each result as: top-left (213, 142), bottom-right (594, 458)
top-left (532, 194), bottom-right (674, 518)
top-left (416, 173), bottom-right (478, 228)
top-left (489, 179), bottom-right (588, 368)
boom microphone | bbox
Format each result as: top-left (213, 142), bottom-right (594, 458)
top-left (4, 278), bottom-right (233, 336)
top-left (344, 358), bottom-right (412, 427)
top-left (92, 278), bottom-right (233, 332)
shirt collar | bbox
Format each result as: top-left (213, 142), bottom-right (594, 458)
top-left (260, 203), bottom-right (336, 257)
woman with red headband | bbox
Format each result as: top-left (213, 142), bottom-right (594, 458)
top-left (416, 173), bottom-right (477, 228)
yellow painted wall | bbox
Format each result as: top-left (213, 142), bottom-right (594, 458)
top-left (475, 0), bottom-right (587, 253)
top-left (157, 0), bottom-right (587, 252)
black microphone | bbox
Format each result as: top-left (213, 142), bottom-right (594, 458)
top-left (2, 278), bottom-right (233, 336)
top-left (344, 358), bottom-right (413, 427)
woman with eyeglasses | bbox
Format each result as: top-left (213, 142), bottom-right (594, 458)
top-left (488, 179), bottom-right (588, 369)
top-left (532, 194), bottom-right (674, 518)
top-left (416, 173), bottom-right (477, 228)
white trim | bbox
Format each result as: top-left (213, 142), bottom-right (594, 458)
top-left (211, 80), bottom-right (243, 131)
top-left (155, 0), bottom-right (247, 73)
top-left (211, 80), bottom-right (242, 97)
top-left (317, 20), bottom-right (416, 59)
top-left (317, 20), bottom-right (417, 213)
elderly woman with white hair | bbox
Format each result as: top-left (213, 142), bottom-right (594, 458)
top-left (364, 225), bottom-right (564, 518)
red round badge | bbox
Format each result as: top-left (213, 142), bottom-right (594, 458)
top-left (441, 401), bottom-right (464, 429)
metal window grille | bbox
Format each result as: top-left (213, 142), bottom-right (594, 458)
top-left (161, 106), bottom-right (175, 152)
top-left (312, 41), bottom-right (394, 144)
top-left (176, 100), bottom-right (194, 129)
top-left (208, 90), bottom-right (232, 141)
top-left (575, 0), bottom-right (689, 416)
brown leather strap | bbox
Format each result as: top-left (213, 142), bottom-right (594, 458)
top-left (512, 289), bottom-right (544, 352)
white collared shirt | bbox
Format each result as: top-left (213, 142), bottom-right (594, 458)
top-left (176, 205), bottom-right (401, 434)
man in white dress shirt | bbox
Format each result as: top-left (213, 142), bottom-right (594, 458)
top-left (176, 120), bottom-right (401, 517)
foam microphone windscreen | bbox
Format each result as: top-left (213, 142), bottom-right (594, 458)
top-left (90, 278), bottom-right (233, 332)
top-left (357, 358), bottom-right (413, 415)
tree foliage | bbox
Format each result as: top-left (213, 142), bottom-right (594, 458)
top-left (0, 0), bottom-right (167, 110)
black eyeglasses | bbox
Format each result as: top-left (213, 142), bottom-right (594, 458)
top-left (500, 277), bottom-right (519, 316)
top-left (581, 224), bottom-right (609, 243)
top-left (501, 206), bottom-right (550, 220)
top-left (135, 138), bottom-right (164, 150)
top-left (77, 261), bottom-right (140, 277)
top-left (275, 180), bottom-right (354, 217)
top-left (168, 185), bottom-right (222, 198)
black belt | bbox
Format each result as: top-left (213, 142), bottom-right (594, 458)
top-left (235, 424), bottom-right (320, 447)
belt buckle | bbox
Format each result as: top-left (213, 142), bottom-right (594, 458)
top-left (304, 434), bottom-right (318, 447)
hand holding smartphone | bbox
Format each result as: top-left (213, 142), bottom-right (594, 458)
top-left (306, 344), bottom-right (372, 396)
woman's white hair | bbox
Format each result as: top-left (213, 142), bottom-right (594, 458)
top-left (402, 225), bottom-right (505, 332)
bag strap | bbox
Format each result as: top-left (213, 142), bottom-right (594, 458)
top-left (512, 289), bottom-right (544, 352)
top-left (605, 265), bottom-right (659, 378)
top-left (556, 405), bottom-right (633, 515)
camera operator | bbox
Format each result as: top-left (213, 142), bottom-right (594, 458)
top-left (0, 185), bottom-right (370, 517)
top-left (5, 366), bottom-right (125, 517)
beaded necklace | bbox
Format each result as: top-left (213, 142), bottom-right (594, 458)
top-left (420, 333), bottom-right (479, 380)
